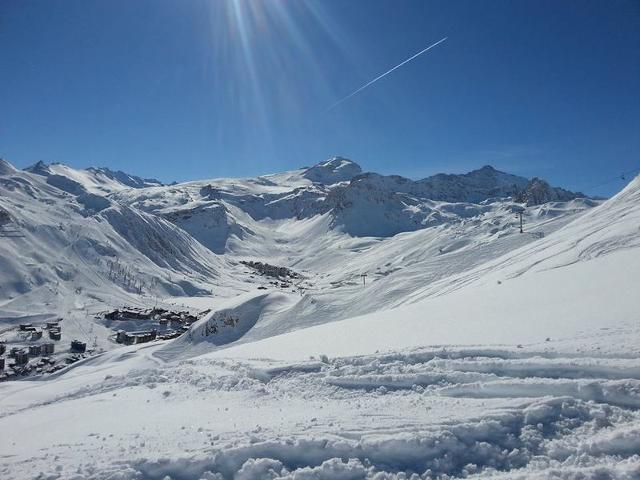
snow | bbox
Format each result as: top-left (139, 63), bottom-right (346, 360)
top-left (0, 157), bottom-right (638, 479)
top-left (2, 339), bottom-right (639, 478)
top-left (207, 247), bottom-right (638, 361)
top-left (302, 156), bottom-right (363, 184)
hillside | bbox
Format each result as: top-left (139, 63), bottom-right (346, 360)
top-left (0, 157), bottom-right (592, 349)
top-left (0, 162), bottom-right (640, 480)
top-left (1, 158), bottom-right (638, 480)
top-left (207, 173), bottom-right (640, 360)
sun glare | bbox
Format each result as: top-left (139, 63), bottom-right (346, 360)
top-left (200, 0), bottom-right (356, 143)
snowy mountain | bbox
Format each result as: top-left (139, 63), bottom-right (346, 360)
top-left (0, 156), bottom-right (593, 330)
top-left (110, 158), bottom-right (585, 239)
top-left (301, 155), bottom-right (363, 183)
top-left (86, 166), bottom-right (165, 189)
top-left (0, 160), bottom-right (238, 341)
top-left (25, 160), bottom-right (164, 194)
top-left (212, 172), bottom-right (640, 360)
top-left (516, 176), bottom-right (586, 205)
top-left (1, 156), bottom-right (638, 479)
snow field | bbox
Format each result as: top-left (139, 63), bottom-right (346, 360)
top-left (1, 343), bottom-right (639, 479)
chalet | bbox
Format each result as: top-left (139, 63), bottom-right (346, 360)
top-left (41, 343), bottom-right (55, 355)
top-left (70, 340), bottom-right (87, 353)
top-left (28, 345), bottom-right (42, 356)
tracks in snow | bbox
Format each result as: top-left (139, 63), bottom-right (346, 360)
top-left (2, 346), bottom-right (639, 479)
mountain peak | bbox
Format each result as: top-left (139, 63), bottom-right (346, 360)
top-left (516, 177), bottom-right (585, 206)
top-left (468, 165), bottom-right (502, 176)
top-left (0, 158), bottom-right (17, 175)
top-left (315, 156), bottom-right (361, 171)
top-left (24, 160), bottom-right (51, 175)
top-left (302, 156), bottom-right (362, 184)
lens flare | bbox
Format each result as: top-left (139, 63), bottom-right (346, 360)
top-left (200, 0), bottom-right (357, 152)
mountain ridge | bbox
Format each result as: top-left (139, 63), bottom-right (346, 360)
top-left (15, 157), bottom-right (585, 206)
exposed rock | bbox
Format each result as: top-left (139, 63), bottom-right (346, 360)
top-left (516, 177), bottom-right (585, 206)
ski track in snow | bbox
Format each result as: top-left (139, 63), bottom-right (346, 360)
top-left (1, 343), bottom-right (640, 479)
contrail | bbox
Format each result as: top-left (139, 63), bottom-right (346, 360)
top-left (327, 37), bottom-right (448, 111)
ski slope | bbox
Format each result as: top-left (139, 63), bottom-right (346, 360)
top-left (206, 174), bottom-right (640, 361)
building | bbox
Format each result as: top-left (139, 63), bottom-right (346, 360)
top-left (46, 322), bottom-right (60, 329)
top-left (70, 340), bottom-right (87, 353)
top-left (41, 343), bottom-right (55, 355)
top-left (116, 330), bottom-right (137, 345)
top-left (49, 329), bottom-right (61, 341)
top-left (28, 345), bottom-right (42, 356)
top-left (136, 330), bottom-right (157, 344)
top-left (0, 343), bottom-right (5, 356)
top-left (19, 323), bottom-right (34, 331)
top-left (31, 329), bottom-right (43, 341)
top-left (0, 357), bottom-right (4, 370)
top-left (14, 350), bottom-right (28, 366)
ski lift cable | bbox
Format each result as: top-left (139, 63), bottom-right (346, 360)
top-left (580, 167), bottom-right (640, 192)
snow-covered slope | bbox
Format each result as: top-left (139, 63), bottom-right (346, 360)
top-left (0, 162), bottom-right (241, 348)
top-left (0, 162), bottom-right (637, 480)
top-left (204, 174), bottom-right (639, 360)
top-left (25, 161), bottom-right (164, 193)
top-left (0, 157), bottom-right (594, 350)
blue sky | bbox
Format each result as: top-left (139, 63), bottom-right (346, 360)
top-left (1, 0), bottom-right (639, 196)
